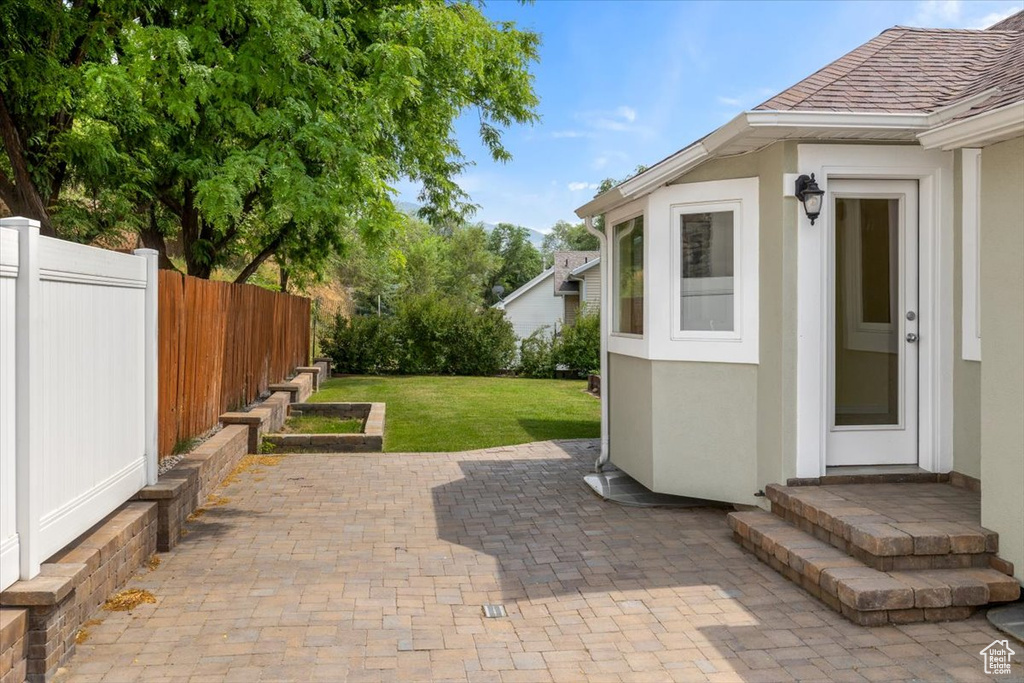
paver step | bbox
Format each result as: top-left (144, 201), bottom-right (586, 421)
top-left (764, 483), bottom-right (1004, 572)
top-left (728, 509), bottom-right (1020, 626)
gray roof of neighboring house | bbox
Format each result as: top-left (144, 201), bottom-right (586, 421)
top-left (553, 251), bottom-right (600, 296)
top-left (755, 14), bottom-right (1023, 117)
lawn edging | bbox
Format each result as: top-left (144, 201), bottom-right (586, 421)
top-left (263, 402), bottom-right (385, 453)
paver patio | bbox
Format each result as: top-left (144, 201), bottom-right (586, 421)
top-left (57, 440), bottom-right (1021, 682)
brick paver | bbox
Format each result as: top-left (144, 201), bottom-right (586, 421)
top-left (57, 441), bottom-right (1022, 682)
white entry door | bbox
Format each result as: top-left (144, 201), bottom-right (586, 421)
top-left (826, 179), bottom-right (919, 466)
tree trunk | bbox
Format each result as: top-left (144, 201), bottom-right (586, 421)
top-left (0, 93), bottom-right (54, 235)
top-left (138, 203), bottom-right (181, 272)
top-left (179, 185), bottom-right (213, 278)
top-left (279, 266), bottom-right (290, 293)
top-left (234, 227), bottom-right (289, 284)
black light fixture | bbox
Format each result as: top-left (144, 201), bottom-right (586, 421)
top-left (795, 173), bottom-right (824, 225)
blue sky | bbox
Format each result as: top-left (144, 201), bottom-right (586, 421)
top-left (396, 0), bottom-right (1023, 233)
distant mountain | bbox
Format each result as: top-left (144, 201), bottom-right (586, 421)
top-left (394, 201), bottom-right (546, 247)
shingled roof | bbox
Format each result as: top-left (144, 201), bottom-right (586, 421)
top-left (553, 251), bottom-right (599, 296)
top-left (755, 12), bottom-right (1024, 117)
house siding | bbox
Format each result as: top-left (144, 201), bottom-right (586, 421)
top-left (608, 353), bottom-right (654, 489)
top-left (581, 268), bottom-right (601, 313)
top-left (979, 135), bottom-right (1024, 584)
top-left (650, 361), bottom-right (759, 503)
top-left (952, 149), bottom-right (982, 479)
top-left (498, 272), bottom-right (563, 339)
top-left (670, 142), bottom-right (796, 498)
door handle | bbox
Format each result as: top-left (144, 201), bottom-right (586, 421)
top-left (906, 333), bottom-right (919, 343)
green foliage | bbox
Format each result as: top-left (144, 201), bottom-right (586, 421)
top-left (324, 293), bottom-right (516, 376)
top-left (484, 223), bottom-right (544, 304)
top-left (339, 217), bottom-right (499, 315)
top-left (516, 311), bottom-right (600, 379)
top-left (517, 327), bottom-right (557, 379)
top-left (553, 310), bottom-right (601, 378)
top-left (541, 220), bottom-right (599, 255)
top-left (2, 0), bottom-right (540, 285)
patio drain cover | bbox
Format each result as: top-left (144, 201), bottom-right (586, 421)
top-left (482, 604), bottom-right (507, 618)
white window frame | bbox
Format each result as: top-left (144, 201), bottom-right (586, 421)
top-left (961, 148), bottom-right (981, 361)
top-left (607, 199), bottom-right (647, 358)
top-left (672, 200), bottom-right (743, 341)
top-left (648, 177), bottom-right (759, 364)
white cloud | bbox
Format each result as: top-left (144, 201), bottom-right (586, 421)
top-left (568, 181), bottom-right (599, 192)
top-left (716, 96), bottom-right (743, 107)
top-left (551, 130), bottom-right (593, 139)
top-left (911, 0), bottom-right (963, 25)
top-left (968, 7), bottom-right (1019, 29)
top-left (616, 105), bottom-right (637, 123)
top-left (907, 0), bottom-right (1021, 29)
top-left (574, 105), bottom-right (646, 135)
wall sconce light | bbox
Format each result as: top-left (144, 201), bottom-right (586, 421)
top-left (795, 173), bottom-right (824, 225)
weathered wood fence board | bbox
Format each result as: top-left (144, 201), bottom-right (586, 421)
top-left (158, 272), bottom-right (310, 458)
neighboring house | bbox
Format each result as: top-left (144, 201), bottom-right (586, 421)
top-left (494, 251), bottom-right (600, 339)
top-left (576, 12), bottom-right (1024, 617)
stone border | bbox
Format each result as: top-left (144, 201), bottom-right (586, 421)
top-left (0, 608), bottom-right (28, 683)
top-left (0, 503), bottom-right (157, 681)
top-left (263, 402), bottom-right (385, 453)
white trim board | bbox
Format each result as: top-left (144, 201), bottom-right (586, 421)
top-left (795, 144), bottom-right (954, 478)
top-left (961, 149), bottom-right (982, 362)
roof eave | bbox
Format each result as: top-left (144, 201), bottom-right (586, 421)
top-left (574, 110), bottom-right (935, 219)
top-left (917, 100), bottom-right (1024, 150)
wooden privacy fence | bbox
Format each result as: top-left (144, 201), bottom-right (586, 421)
top-left (158, 271), bottom-right (311, 458)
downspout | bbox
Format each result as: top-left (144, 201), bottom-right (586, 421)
top-left (584, 215), bottom-right (611, 471)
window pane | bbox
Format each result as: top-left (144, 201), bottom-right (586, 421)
top-left (614, 216), bottom-right (643, 334)
top-left (680, 211), bottom-right (734, 331)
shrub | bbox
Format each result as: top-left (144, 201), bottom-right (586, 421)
top-left (517, 327), bottom-right (556, 378)
top-left (324, 294), bottom-right (516, 376)
top-left (322, 313), bottom-right (401, 374)
top-left (554, 310), bottom-right (600, 378)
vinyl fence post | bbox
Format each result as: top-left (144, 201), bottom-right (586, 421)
top-left (135, 249), bottom-right (160, 486)
top-left (4, 216), bottom-right (42, 580)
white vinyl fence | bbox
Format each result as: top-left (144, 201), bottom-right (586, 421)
top-left (0, 217), bottom-right (158, 591)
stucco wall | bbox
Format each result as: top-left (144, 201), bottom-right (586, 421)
top-left (608, 353), bottom-right (654, 489)
top-left (669, 142), bottom-right (798, 492)
top-left (650, 361), bottom-right (759, 502)
top-left (952, 150), bottom-right (983, 479)
top-left (979, 135), bottom-right (1024, 584)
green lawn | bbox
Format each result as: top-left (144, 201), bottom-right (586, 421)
top-left (283, 415), bottom-right (363, 434)
top-left (311, 375), bottom-right (600, 452)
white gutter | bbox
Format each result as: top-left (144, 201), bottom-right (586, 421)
top-left (583, 215), bottom-right (610, 471)
top-left (575, 104), bottom-right (1002, 220)
top-left (918, 100), bottom-right (1024, 150)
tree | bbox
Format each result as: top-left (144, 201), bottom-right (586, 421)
top-left (338, 216), bottom-right (498, 314)
top-left (0, 0), bottom-right (141, 235)
top-left (2, 0), bottom-right (540, 283)
top-left (484, 223), bottom-right (543, 304)
top-left (541, 219), bottom-right (599, 255)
